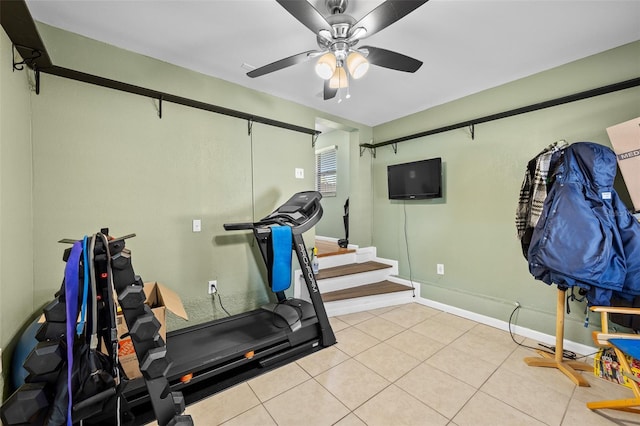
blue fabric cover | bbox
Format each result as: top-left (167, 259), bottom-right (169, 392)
top-left (610, 338), bottom-right (640, 361)
top-left (271, 226), bottom-right (292, 292)
top-left (528, 142), bottom-right (640, 306)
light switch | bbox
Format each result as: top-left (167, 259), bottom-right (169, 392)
top-left (192, 219), bottom-right (201, 232)
top-left (295, 168), bottom-right (304, 179)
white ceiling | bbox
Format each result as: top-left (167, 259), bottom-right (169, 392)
top-left (25, 0), bottom-right (640, 127)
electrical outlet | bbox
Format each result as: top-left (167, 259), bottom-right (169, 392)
top-left (295, 168), bottom-right (304, 179)
top-left (208, 280), bottom-right (217, 295)
top-left (436, 263), bottom-right (444, 275)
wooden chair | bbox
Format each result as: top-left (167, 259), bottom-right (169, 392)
top-left (588, 305), bottom-right (640, 414)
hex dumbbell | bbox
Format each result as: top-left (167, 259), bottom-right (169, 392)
top-left (139, 346), bottom-right (171, 379)
top-left (24, 340), bottom-right (64, 376)
top-left (167, 415), bottom-right (194, 426)
top-left (129, 307), bottom-right (161, 343)
top-left (43, 297), bottom-right (66, 322)
top-left (118, 285), bottom-right (145, 310)
top-left (35, 321), bottom-right (66, 342)
top-left (0, 382), bottom-right (49, 425)
top-left (172, 392), bottom-right (186, 414)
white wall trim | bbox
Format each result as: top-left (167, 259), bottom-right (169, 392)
top-left (415, 297), bottom-right (597, 357)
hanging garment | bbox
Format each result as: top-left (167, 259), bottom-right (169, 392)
top-left (527, 142), bottom-right (640, 306)
top-left (516, 140), bottom-right (567, 258)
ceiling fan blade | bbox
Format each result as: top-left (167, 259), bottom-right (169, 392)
top-left (276, 0), bottom-right (331, 34)
top-left (351, 0), bottom-right (429, 38)
top-left (362, 46), bottom-right (423, 73)
top-left (324, 80), bottom-right (337, 100)
top-left (247, 50), bottom-right (318, 78)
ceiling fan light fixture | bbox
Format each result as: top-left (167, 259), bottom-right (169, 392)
top-left (329, 66), bottom-right (348, 89)
top-left (346, 51), bottom-right (369, 79)
top-left (315, 53), bottom-right (336, 80)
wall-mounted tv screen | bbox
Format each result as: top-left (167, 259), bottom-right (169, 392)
top-left (387, 158), bottom-right (442, 200)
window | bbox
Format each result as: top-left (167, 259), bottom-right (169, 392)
top-left (315, 145), bottom-right (337, 197)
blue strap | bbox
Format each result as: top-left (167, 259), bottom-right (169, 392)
top-left (64, 241), bottom-right (82, 426)
top-left (76, 236), bottom-right (89, 336)
top-left (271, 226), bottom-right (292, 292)
top-left (610, 338), bottom-right (640, 360)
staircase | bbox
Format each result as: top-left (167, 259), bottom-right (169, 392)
top-left (294, 238), bottom-right (417, 317)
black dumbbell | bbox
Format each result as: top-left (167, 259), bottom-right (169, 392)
top-left (35, 321), bottom-right (66, 341)
top-left (129, 310), bottom-right (161, 343)
top-left (0, 382), bottom-right (49, 425)
top-left (118, 285), bottom-right (145, 310)
top-left (167, 415), bottom-right (194, 426)
top-left (25, 370), bottom-right (60, 385)
top-left (24, 340), bottom-right (64, 376)
top-left (43, 298), bottom-right (66, 322)
top-left (139, 346), bottom-right (171, 379)
top-left (172, 392), bottom-right (186, 414)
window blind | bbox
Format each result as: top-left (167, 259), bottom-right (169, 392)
top-left (315, 146), bottom-right (338, 196)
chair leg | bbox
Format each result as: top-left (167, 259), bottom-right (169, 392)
top-left (587, 398), bottom-right (640, 414)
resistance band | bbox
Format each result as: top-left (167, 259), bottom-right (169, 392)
top-left (64, 241), bottom-right (82, 426)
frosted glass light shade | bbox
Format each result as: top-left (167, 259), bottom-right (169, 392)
top-left (329, 67), bottom-right (348, 89)
top-left (347, 52), bottom-right (369, 79)
top-left (315, 53), bottom-right (336, 80)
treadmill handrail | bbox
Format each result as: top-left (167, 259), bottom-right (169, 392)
top-left (223, 191), bottom-right (323, 234)
top-left (223, 217), bottom-right (286, 231)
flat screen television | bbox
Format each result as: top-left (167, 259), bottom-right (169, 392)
top-left (387, 157), bottom-right (442, 200)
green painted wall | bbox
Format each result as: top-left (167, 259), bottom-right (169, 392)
top-left (371, 41), bottom-right (640, 347)
top-left (315, 130), bottom-right (350, 239)
top-left (24, 23), bottom-right (373, 333)
top-left (0, 28), bottom-right (35, 400)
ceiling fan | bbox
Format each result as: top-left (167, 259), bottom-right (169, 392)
top-left (247, 0), bottom-right (429, 101)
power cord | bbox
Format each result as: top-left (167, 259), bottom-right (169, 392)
top-left (211, 291), bottom-right (231, 317)
top-left (508, 304), bottom-right (601, 361)
top-left (402, 201), bottom-right (416, 297)
top-left (508, 304), bottom-right (550, 354)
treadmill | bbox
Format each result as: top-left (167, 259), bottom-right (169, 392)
top-left (119, 191), bottom-right (336, 424)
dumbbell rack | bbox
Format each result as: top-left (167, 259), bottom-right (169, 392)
top-left (106, 233), bottom-right (193, 425)
top-left (0, 230), bottom-right (193, 426)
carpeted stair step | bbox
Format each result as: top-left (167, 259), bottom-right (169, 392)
top-left (321, 280), bottom-right (413, 303)
top-left (315, 261), bottom-right (392, 281)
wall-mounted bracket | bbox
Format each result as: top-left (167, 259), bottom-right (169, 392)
top-left (391, 143), bottom-right (398, 154)
top-left (359, 144), bottom-right (376, 158)
top-left (157, 96), bottom-right (163, 119)
top-left (248, 118), bottom-right (253, 136)
top-left (12, 44), bottom-right (41, 94)
top-left (312, 132), bottom-right (319, 148)
top-left (34, 65), bottom-right (40, 95)
top-left (469, 124), bottom-right (475, 140)
top-left (12, 43), bottom-right (41, 71)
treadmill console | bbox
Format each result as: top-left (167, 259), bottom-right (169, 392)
top-left (224, 191), bottom-right (323, 234)
top-left (262, 191), bottom-right (323, 233)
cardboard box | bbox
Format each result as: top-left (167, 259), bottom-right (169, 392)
top-left (594, 347), bottom-right (640, 389)
top-left (116, 282), bottom-right (188, 379)
top-left (607, 117), bottom-right (640, 212)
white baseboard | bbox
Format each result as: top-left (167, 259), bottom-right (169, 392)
top-left (415, 297), bottom-right (597, 357)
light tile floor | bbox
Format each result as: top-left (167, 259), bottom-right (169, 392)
top-left (176, 303), bottom-right (640, 425)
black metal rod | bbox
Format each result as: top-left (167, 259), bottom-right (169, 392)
top-left (364, 77), bottom-right (640, 149)
top-left (43, 66), bottom-right (319, 136)
top-left (1, 0), bottom-right (319, 138)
